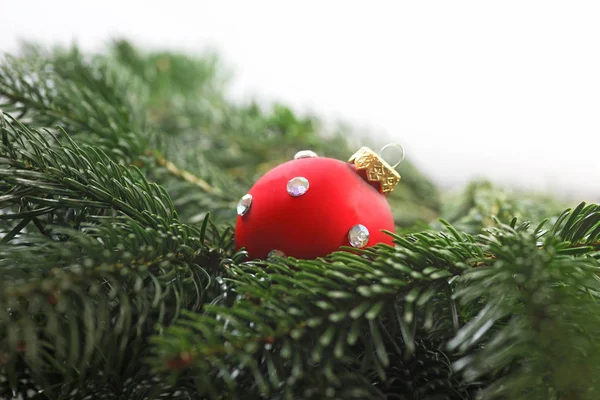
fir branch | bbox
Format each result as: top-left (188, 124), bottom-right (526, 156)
top-left (0, 45), bottom-right (148, 162)
top-left (0, 224), bottom-right (210, 398)
top-left (149, 150), bottom-right (221, 194)
top-left (149, 228), bottom-right (482, 398)
top-left (550, 202), bottom-right (600, 248)
top-left (449, 219), bottom-right (600, 399)
top-left (0, 114), bottom-right (198, 244)
top-left (0, 114), bottom-right (230, 398)
top-left (0, 43), bottom-right (237, 227)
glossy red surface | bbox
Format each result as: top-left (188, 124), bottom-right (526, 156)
top-left (235, 157), bottom-right (395, 259)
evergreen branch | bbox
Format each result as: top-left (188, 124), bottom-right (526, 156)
top-left (449, 221), bottom-right (600, 399)
top-left (149, 228), bottom-right (481, 398)
top-left (0, 46), bottom-right (148, 161)
top-left (0, 231), bottom-right (208, 398)
top-left (149, 150), bottom-right (221, 194)
top-left (0, 111), bottom-right (241, 398)
top-left (147, 149), bottom-right (241, 226)
top-left (370, 339), bottom-right (481, 399)
top-left (149, 207), bottom-right (600, 399)
top-left (441, 180), bottom-right (563, 234)
top-left (549, 202), bottom-right (600, 247)
top-left (1, 44), bottom-right (240, 226)
top-left (0, 114), bottom-right (198, 244)
top-left (0, 210), bottom-right (226, 398)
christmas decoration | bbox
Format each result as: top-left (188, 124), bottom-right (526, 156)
top-left (235, 146), bottom-right (404, 259)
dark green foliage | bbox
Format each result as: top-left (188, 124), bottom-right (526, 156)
top-left (0, 41), bottom-right (599, 400)
top-left (440, 180), bottom-right (564, 234)
top-left (149, 229), bottom-right (479, 399)
top-left (149, 210), bottom-right (600, 399)
top-left (0, 44), bottom-right (148, 163)
top-left (449, 218), bottom-right (600, 399)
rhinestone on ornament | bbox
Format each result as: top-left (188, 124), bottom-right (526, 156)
top-left (348, 224), bottom-right (370, 248)
top-left (237, 194), bottom-right (253, 216)
top-left (286, 177), bottom-right (310, 197)
top-left (294, 150), bottom-right (318, 159)
top-left (268, 249), bottom-right (286, 260)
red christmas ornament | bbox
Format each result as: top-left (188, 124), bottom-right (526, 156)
top-left (235, 146), bottom-right (403, 260)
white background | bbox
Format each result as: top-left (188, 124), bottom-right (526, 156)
top-left (1, 1), bottom-right (599, 200)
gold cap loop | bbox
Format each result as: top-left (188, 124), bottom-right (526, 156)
top-left (378, 143), bottom-right (405, 169)
top-left (348, 146), bottom-right (401, 194)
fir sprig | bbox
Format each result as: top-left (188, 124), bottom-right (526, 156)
top-left (148, 228), bottom-right (483, 399)
top-left (450, 219), bottom-right (600, 399)
top-left (149, 209), bottom-right (600, 399)
top-left (0, 45), bottom-right (148, 162)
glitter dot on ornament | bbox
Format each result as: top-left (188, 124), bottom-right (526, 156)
top-left (268, 249), bottom-right (286, 260)
top-left (237, 194), bottom-right (253, 216)
top-left (348, 224), bottom-right (370, 248)
top-left (286, 177), bottom-right (310, 197)
top-left (294, 150), bottom-right (318, 159)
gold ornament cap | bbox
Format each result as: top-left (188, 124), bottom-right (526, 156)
top-left (348, 145), bottom-right (403, 194)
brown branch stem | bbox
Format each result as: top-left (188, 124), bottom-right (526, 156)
top-left (148, 151), bottom-right (221, 194)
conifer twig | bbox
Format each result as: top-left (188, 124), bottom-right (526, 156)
top-left (1, 254), bottom-right (171, 301)
top-left (148, 151), bottom-right (222, 194)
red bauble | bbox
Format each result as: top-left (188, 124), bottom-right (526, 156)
top-left (235, 155), bottom-right (395, 259)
